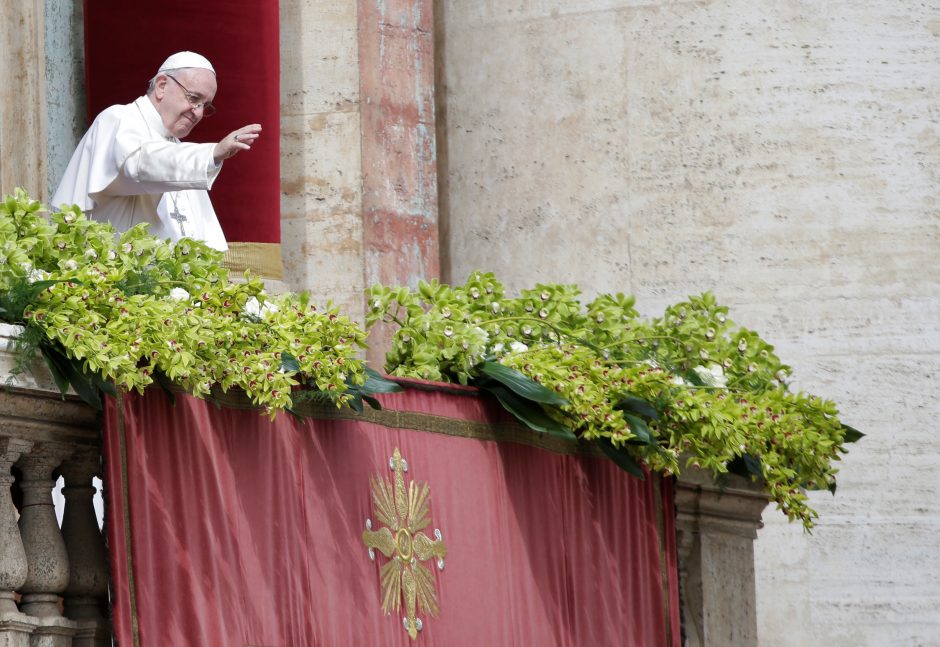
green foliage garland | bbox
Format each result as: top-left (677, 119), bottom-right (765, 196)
top-left (366, 271), bottom-right (862, 529)
top-left (0, 189), bottom-right (369, 415)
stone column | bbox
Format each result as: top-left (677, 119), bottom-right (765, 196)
top-left (675, 468), bottom-right (770, 647)
top-left (16, 444), bottom-right (72, 619)
top-left (0, 0), bottom-right (47, 200)
top-left (16, 443), bottom-right (78, 647)
top-left (60, 450), bottom-right (109, 647)
top-left (0, 437), bottom-right (36, 647)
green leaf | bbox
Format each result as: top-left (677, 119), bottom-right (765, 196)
top-left (40, 347), bottom-right (71, 395)
top-left (615, 395), bottom-right (660, 420)
top-left (841, 424), bottom-right (864, 443)
top-left (347, 395), bottom-right (364, 413)
top-left (280, 351), bottom-right (300, 373)
top-left (362, 367), bottom-right (404, 394)
top-left (727, 454), bottom-right (763, 481)
top-left (481, 383), bottom-right (575, 440)
top-left (596, 437), bottom-right (646, 480)
top-left (479, 361), bottom-right (569, 407)
top-left (361, 394), bottom-right (383, 410)
top-left (41, 346), bottom-right (101, 409)
top-left (623, 413), bottom-right (655, 445)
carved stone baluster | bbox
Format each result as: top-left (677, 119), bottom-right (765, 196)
top-left (16, 444), bottom-right (72, 618)
top-left (675, 467), bottom-right (770, 647)
top-left (0, 437), bottom-right (36, 645)
top-left (60, 450), bottom-right (110, 647)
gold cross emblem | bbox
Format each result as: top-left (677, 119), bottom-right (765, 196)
top-left (362, 448), bottom-right (447, 639)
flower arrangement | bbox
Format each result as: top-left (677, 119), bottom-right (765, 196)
top-left (366, 272), bottom-right (862, 529)
top-left (0, 189), bottom-right (861, 529)
top-left (0, 189), bottom-right (379, 415)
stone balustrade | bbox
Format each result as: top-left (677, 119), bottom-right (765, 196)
top-left (1, 324), bottom-right (110, 647)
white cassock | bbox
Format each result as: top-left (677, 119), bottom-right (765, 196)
top-left (52, 96), bottom-right (228, 251)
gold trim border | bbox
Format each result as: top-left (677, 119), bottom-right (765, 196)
top-left (207, 388), bottom-right (606, 458)
top-left (222, 241), bottom-right (284, 280)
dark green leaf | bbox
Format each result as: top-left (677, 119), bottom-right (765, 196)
top-left (41, 346), bottom-right (101, 409)
top-left (479, 361), bottom-right (569, 407)
top-left (727, 454), bottom-right (763, 481)
top-left (596, 437), bottom-right (646, 480)
top-left (841, 424), bottom-right (864, 443)
top-left (362, 367), bottom-right (404, 394)
top-left (481, 383), bottom-right (575, 440)
top-left (361, 395), bottom-right (382, 410)
top-left (623, 413), bottom-right (655, 445)
top-left (614, 395), bottom-right (660, 420)
top-left (93, 374), bottom-right (117, 396)
top-left (280, 351), bottom-right (300, 373)
top-left (40, 347), bottom-right (71, 395)
top-left (347, 395), bottom-right (364, 413)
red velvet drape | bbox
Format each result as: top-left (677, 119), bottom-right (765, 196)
top-left (82, 1), bottom-right (280, 244)
top-left (103, 387), bottom-right (680, 646)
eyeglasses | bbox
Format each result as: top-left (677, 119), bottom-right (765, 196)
top-left (166, 75), bottom-right (217, 117)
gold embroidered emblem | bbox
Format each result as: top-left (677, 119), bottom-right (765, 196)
top-left (363, 448), bottom-right (447, 639)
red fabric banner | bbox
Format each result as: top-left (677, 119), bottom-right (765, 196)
top-left (103, 386), bottom-right (680, 646)
top-left (82, 1), bottom-right (280, 243)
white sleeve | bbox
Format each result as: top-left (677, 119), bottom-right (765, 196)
top-left (106, 139), bottom-right (220, 196)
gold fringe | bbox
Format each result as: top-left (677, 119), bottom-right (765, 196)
top-left (221, 241), bottom-right (284, 280)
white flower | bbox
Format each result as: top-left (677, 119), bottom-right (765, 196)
top-left (693, 363), bottom-right (728, 388)
top-left (491, 342), bottom-right (505, 355)
top-left (243, 297), bottom-right (261, 317)
top-left (26, 268), bottom-right (49, 283)
top-left (509, 341), bottom-right (528, 354)
top-left (84, 248), bottom-right (98, 260)
top-left (62, 259), bottom-right (78, 271)
top-left (169, 288), bottom-right (191, 302)
top-left (244, 297), bottom-right (278, 318)
top-left (671, 375), bottom-right (687, 386)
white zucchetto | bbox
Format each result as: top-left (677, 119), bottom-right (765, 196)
top-left (157, 51), bottom-right (215, 74)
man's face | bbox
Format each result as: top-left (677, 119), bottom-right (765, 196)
top-left (155, 68), bottom-right (217, 139)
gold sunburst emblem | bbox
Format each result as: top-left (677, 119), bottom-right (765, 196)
top-left (362, 448), bottom-right (447, 639)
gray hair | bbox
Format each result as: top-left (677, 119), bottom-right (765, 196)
top-left (147, 68), bottom-right (187, 95)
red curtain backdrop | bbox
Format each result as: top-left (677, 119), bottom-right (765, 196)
top-left (103, 386), bottom-right (681, 646)
top-left (82, 1), bottom-right (280, 244)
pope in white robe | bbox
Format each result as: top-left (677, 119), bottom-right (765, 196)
top-left (52, 51), bottom-right (262, 252)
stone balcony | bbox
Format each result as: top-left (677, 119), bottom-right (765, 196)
top-left (1, 327), bottom-right (110, 647)
top-left (0, 324), bottom-right (769, 647)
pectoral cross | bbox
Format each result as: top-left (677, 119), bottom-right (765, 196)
top-left (168, 193), bottom-right (188, 237)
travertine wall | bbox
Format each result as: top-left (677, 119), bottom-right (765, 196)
top-left (280, 0), bottom-right (365, 319)
top-left (1, 0), bottom-right (47, 201)
top-left (436, 1), bottom-right (940, 644)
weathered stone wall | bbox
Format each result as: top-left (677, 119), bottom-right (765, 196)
top-left (1, 0), bottom-right (47, 201)
top-left (280, 0), bottom-right (365, 319)
top-left (436, 1), bottom-right (940, 644)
